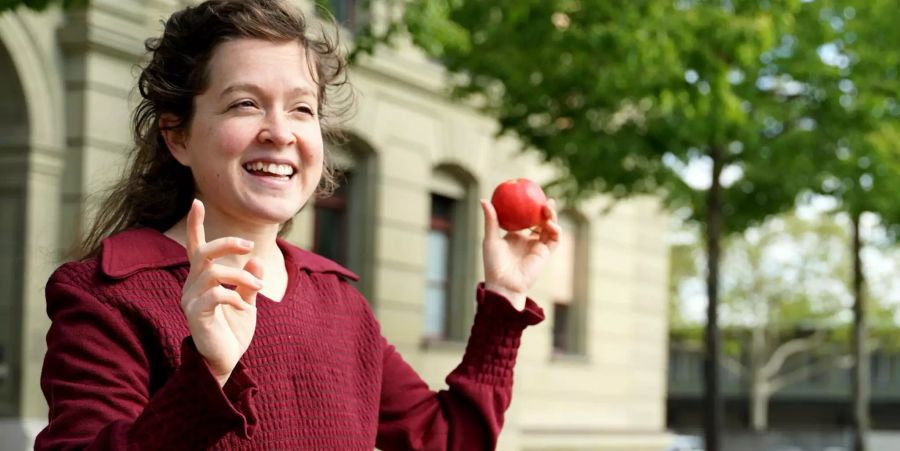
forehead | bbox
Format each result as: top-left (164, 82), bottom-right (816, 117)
top-left (204, 38), bottom-right (317, 90)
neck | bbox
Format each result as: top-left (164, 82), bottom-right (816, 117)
top-left (163, 201), bottom-right (292, 301)
top-left (164, 206), bottom-right (284, 270)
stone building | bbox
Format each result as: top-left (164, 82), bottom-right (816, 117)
top-left (0, 1), bottom-right (671, 449)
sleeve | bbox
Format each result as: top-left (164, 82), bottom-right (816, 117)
top-left (35, 276), bottom-right (259, 451)
top-left (375, 283), bottom-right (544, 451)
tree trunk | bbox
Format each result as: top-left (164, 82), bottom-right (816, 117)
top-left (851, 213), bottom-right (869, 451)
top-left (704, 145), bottom-right (725, 451)
top-left (751, 381), bottom-right (770, 433)
top-left (750, 326), bottom-right (768, 432)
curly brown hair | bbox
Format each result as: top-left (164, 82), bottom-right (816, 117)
top-left (75, 0), bottom-right (352, 259)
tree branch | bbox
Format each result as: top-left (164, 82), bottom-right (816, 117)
top-left (769, 353), bottom-right (853, 393)
top-left (761, 331), bottom-right (826, 379)
top-left (769, 341), bottom-right (882, 393)
top-left (722, 354), bottom-right (747, 377)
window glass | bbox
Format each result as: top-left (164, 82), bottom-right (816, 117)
top-left (424, 194), bottom-right (456, 339)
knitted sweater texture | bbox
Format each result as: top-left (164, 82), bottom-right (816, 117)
top-left (35, 228), bottom-right (543, 450)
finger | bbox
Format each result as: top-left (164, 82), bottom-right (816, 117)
top-left (194, 237), bottom-right (255, 265)
top-left (186, 285), bottom-right (253, 315)
top-left (542, 199), bottom-right (558, 223)
top-left (236, 257), bottom-right (264, 306)
top-left (480, 199), bottom-right (501, 241)
top-left (540, 219), bottom-right (562, 251)
top-left (538, 199), bottom-right (560, 242)
top-left (195, 263), bottom-right (263, 292)
top-left (186, 199), bottom-right (206, 256)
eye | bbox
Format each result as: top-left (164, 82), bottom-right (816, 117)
top-left (295, 104), bottom-right (316, 116)
top-left (229, 100), bottom-right (257, 110)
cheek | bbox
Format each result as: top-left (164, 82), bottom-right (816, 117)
top-left (191, 128), bottom-right (245, 185)
top-left (311, 145), bottom-right (324, 168)
top-left (217, 128), bottom-right (252, 157)
top-left (311, 148), bottom-right (325, 179)
top-left (302, 133), bottom-right (325, 169)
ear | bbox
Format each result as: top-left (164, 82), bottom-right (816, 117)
top-left (159, 113), bottom-right (190, 166)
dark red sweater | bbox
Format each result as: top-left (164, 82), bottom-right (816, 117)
top-left (35, 228), bottom-right (544, 450)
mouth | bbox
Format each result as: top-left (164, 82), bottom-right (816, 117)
top-left (242, 160), bottom-right (297, 180)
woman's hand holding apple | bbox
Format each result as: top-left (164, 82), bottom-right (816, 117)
top-left (481, 179), bottom-right (561, 310)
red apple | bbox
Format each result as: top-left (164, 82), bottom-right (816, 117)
top-left (491, 178), bottom-right (547, 231)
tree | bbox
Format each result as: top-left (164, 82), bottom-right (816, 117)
top-left (794, 2), bottom-right (900, 448)
top-left (351, 2), bottom-right (844, 449)
top-left (0, 0), bottom-right (86, 13)
top-left (672, 211), bottom-right (900, 432)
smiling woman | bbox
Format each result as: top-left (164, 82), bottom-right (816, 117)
top-left (161, 39), bottom-right (325, 238)
top-left (73, 0), bottom-right (349, 260)
top-left (35, 0), bottom-right (561, 450)
top-left (156, 38), bottom-right (327, 303)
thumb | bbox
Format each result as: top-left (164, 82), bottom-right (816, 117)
top-left (480, 199), bottom-right (501, 242)
top-left (237, 257), bottom-right (264, 306)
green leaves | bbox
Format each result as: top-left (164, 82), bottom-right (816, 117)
top-left (815, 0), bottom-right (900, 232)
top-left (0, 0), bottom-right (87, 13)
top-left (349, 0), bottom-right (900, 235)
top-left (671, 211), bottom-right (900, 335)
top-left (404, 0), bottom-right (470, 57)
top-left (364, 0), bottom-right (838, 233)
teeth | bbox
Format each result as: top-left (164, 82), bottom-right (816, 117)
top-left (243, 162), bottom-right (294, 176)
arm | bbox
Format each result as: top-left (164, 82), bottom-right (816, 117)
top-left (375, 285), bottom-right (544, 451)
top-left (35, 277), bottom-right (258, 451)
top-left (376, 197), bottom-right (559, 450)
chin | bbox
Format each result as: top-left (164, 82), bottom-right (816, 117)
top-left (261, 209), bottom-right (300, 225)
top-left (243, 202), bottom-right (302, 226)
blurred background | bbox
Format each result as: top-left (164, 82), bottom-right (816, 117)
top-left (0, 0), bottom-right (898, 450)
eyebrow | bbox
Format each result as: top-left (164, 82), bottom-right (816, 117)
top-left (220, 83), bottom-right (318, 100)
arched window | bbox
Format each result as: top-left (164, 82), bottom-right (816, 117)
top-left (0, 40), bottom-right (29, 416)
top-left (550, 212), bottom-right (589, 356)
top-left (313, 178), bottom-right (350, 264)
top-left (423, 166), bottom-right (477, 342)
top-left (313, 136), bottom-right (378, 299)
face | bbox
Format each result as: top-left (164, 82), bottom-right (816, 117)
top-left (165, 38), bottom-right (324, 228)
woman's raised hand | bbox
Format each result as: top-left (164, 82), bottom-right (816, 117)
top-left (480, 199), bottom-right (561, 311)
top-left (181, 199), bottom-right (264, 386)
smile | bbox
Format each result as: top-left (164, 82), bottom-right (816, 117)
top-left (242, 161), bottom-right (297, 179)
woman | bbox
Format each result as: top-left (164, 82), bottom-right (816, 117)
top-left (36, 0), bottom-right (560, 449)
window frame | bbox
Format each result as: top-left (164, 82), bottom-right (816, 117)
top-left (551, 211), bottom-right (591, 358)
top-left (311, 139), bottom-right (378, 300)
top-left (422, 166), bottom-right (478, 344)
top-left (424, 194), bottom-right (456, 340)
top-left (313, 175), bottom-right (351, 267)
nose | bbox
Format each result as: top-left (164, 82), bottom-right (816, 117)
top-left (258, 111), bottom-right (297, 147)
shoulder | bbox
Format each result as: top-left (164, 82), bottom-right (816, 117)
top-left (47, 227), bottom-right (187, 305)
top-left (99, 227), bottom-right (188, 279)
top-left (48, 258), bottom-right (102, 292)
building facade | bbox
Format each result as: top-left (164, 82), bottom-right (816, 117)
top-left (0, 1), bottom-right (671, 449)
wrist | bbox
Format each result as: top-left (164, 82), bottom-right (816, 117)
top-left (483, 282), bottom-right (526, 311)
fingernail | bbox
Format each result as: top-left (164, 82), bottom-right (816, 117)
top-left (239, 239), bottom-right (254, 248)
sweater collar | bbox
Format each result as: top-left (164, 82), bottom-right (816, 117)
top-left (99, 227), bottom-right (358, 281)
